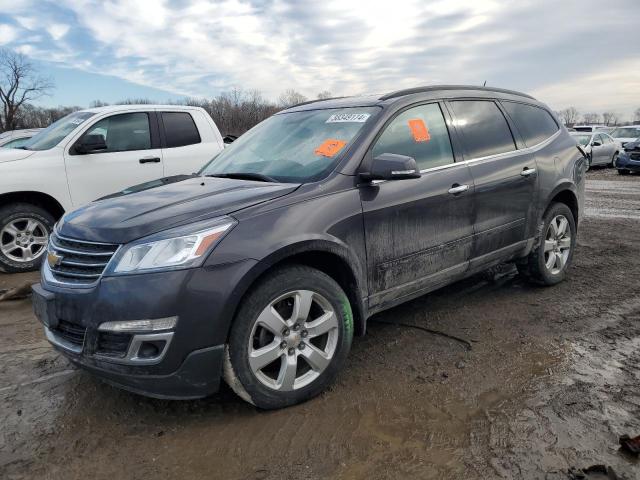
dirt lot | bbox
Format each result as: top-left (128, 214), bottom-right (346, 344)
top-left (1, 168), bottom-right (639, 480)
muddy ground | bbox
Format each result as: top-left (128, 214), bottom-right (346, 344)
top-left (1, 168), bottom-right (639, 480)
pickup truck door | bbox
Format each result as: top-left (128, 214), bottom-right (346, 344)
top-left (64, 112), bottom-right (164, 206)
top-left (158, 110), bottom-right (224, 176)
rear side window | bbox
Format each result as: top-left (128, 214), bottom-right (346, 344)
top-left (372, 103), bottom-right (454, 170)
top-left (449, 100), bottom-right (515, 159)
top-left (502, 102), bottom-right (558, 146)
top-left (162, 112), bottom-right (201, 148)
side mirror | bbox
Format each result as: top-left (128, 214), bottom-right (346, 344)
top-left (75, 134), bottom-right (107, 154)
top-left (591, 141), bottom-right (602, 147)
top-left (360, 153), bottom-right (421, 182)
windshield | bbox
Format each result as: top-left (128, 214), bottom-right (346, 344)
top-left (610, 127), bottom-right (640, 138)
top-left (572, 134), bottom-right (592, 146)
top-left (200, 107), bottom-right (380, 182)
top-left (22, 111), bottom-right (95, 151)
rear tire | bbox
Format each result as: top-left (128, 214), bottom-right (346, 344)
top-left (610, 152), bottom-right (618, 168)
top-left (223, 265), bottom-right (354, 409)
top-left (0, 203), bottom-right (54, 273)
top-left (517, 202), bottom-right (576, 286)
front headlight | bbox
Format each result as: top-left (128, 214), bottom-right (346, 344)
top-left (111, 216), bottom-right (237, 274)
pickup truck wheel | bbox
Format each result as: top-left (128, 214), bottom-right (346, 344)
top-left (223, 265), bottom-right (354, 409)
top-left (0, 203), bottom-right (54, 273)
top-left (517, 202), bottom-right (576, 286)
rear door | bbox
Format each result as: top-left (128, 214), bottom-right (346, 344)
top-left (159, 110), bottom-right (222, 175)
top-left (359, 102), bottom-right (475, 309)
top-left (64, 112), bottom-right (164, 206)
top-left (447, 99), bottom-right (538, 268)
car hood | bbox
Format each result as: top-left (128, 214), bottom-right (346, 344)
top-left (0, 148), bottom-right (36, 163)
top-left (58, 176), bottom-right (300, 243)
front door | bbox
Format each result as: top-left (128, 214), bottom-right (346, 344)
top-left (64, 112), bottom-right (164, 206)
top-left (359, 102), bottom-right (475, 310)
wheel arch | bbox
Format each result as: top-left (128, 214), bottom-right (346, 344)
top-left (0, 191), bottom-right (65, 220)
top-left (226, 240), bottom-right (368, 338)
top-left (546, 186), bottom-right (579, 224)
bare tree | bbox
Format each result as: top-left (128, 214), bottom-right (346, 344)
top-left (634, 107), bottom-right (640, 123)
top-left (0, 49), bottom-right (53, 132)
top-left (582, 112), bottom-right (600, 124)
top-left (317, 90), bottom-right (332, 100)
top-left (558, 107), bottom-right (580, 126)
top-left (278, 89), bottom-right (307, 108)
top-left (602, 112), bottom-right (619, 126)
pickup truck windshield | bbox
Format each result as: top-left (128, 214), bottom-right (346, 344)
top-left (22, 111), bottom-right (95, 151)
top-left (201, 107), bottom-right (379, 182)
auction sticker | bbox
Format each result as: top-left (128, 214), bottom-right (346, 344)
top-left (314, 139), bottom-right (347, 157)
top-left (326, 113), bottom-right (371, 123)
top-left (408, 118), bottom-right (431, 142)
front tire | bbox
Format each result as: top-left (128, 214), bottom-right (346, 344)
top-left (610, 152), bottom-right (618, 168)
top-left (0, 203), bottom-right (54, 273)
top-left (518, 202), bottom-right (576, 286)
top-left (223, 265), bottom-right (354, 409)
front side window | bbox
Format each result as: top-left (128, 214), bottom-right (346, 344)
top-left (449, 100), bottom-right (516, 159)
top-left (502, 102), bottom-right (558, 147)
top-left (201, 107), bottom-right (379, 183)
top-left (372, 103), bottom-right (454, 170)
top-left (162, 112), bottom-right (201, 148)
top-left (81, 113), bottom-right (151, 153)
top-left (22, 111), bottom-right (95, 151)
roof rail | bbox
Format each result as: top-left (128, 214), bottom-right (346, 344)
top-left (286, 96), bottom-right (348, 108)
top-left (379, 85), bottom-right (536, 101)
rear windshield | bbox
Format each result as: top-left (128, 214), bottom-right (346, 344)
top-left (23, 111), bottom-right (95, 151)
top-left (610, 127), bottom-right (640, 138)
top-left (201, 107), bottom-right (379, 182)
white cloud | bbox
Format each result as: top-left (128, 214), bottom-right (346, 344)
top-left (1, 0), bottom-right (639, 117)
top-left (47, 23), bottom-right (70, 40)
top-left (0, 24), bottom-right (18, 44)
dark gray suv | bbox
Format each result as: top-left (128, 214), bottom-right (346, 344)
top-left (33, 86), bottom-right (586, 409)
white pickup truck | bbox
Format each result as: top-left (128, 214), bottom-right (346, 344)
top-left (0, 105), bottom-right (224, 272)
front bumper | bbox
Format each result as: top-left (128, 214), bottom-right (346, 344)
top-left (33, 258), bottom-right (257, 399)
top-left (616, 153), bottom-right (640, 172)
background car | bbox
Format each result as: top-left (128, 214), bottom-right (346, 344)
top-left (615, 138), bottom-right (640, 175)
top-left (610, 125), bottom-right (640, 150)
top-left (570, 131), bottom-right (619, 168)
top-left (573, 125), bottom-right (609, 133)
top-left (0, 105), bottom-right (224, 273)
top-left (0, 128), bottom-right (42, 148)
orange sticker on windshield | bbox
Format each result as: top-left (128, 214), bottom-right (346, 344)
top-left (408, 119), bottom-right (431, 142)
top-left (314, 139), bottom-right (347, 157)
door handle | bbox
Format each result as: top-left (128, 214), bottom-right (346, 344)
top-left (448, 184), bottom-right (469, 195)
top-left (521, 167), bottom-right (536, 177)
top-left (139, 157), bottom-right (161, 164)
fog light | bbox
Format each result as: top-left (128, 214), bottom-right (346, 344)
top-left (98, 317), bottom-right (178, 332)
top-left (138, 341), bottom-right (165, 359)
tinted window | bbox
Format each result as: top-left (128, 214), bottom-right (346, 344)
top-left (449, 100), bottom-right (515, 158)
top-left (502, 102), bottom-right (558, 146)
top-left (82, 113), bottom-right (151, 153)
top-left (162, 112), bottom-right (201, 148)
top-left (372, 103), bottom-right (454, 170)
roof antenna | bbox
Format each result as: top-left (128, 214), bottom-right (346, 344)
top-left (483, 80), bottom-right (487, 86)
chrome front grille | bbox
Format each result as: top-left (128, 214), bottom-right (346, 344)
top-left (48, 232), bottom-right (119, 285)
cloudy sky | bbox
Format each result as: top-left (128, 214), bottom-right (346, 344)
top-left (0, 0), bottom-right (638, 118)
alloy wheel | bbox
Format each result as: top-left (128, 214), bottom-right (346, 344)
top-left (544, 214), bottom-right (571, 275)
top-left (248, 290), bottom-right (339, 391)
top-left (0, 217), bottom-right (49, 263)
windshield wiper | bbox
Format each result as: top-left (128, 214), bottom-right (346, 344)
top-left (205, 172), bottom-right (276, 182)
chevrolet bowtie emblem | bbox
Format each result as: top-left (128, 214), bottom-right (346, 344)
top-left (47, 251), bottom-right (63, 268)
